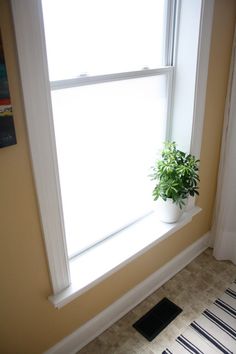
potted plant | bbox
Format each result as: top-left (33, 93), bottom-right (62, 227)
top-left (150, 141), bottom-right (200, 223)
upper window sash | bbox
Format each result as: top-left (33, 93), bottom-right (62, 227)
top-left (42, 0), bottom-right (176, 81)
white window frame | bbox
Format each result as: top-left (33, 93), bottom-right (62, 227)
top-left (43, 0), bottom-right (176, 259)
top-left (11, 0), bottom-right (214, 303)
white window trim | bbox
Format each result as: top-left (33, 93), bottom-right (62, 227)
top-left (11, 0), bottom-right (71, 294)
top-left (11, 0), bottom-right (214, 302)
top-left (50, 206), bottom-right (201, 308)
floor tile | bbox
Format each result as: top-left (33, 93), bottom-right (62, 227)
top-left (78, 248), bottom-right (236, 353)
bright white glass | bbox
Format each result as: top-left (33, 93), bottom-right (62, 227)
top-left (51, 75), bottom-right (168, 257)
top-left (42, 0), bottom-right (167, 80)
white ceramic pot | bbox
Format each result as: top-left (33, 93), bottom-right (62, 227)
top-left (156, 198), bottom-right (184, 223)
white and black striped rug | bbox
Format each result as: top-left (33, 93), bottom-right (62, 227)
top-left (163, 280), bottom-right (236, 354)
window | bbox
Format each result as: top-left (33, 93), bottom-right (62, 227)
top-left (41, 0), bottom-right (175, 258)
top-left (11, 0), bottom-right (214, 304)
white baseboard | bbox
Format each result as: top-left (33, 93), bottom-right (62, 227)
top-left (44, 232), bottom-right (210, 354)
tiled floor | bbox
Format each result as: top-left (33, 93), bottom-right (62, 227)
top-left (78, 248), bottom-right (236, 353)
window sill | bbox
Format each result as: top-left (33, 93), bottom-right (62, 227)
top-left (49, 206), bottom-right (201, 308)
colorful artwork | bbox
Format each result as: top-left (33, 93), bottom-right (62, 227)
top-left (0, 30), bottom-right (17, 148)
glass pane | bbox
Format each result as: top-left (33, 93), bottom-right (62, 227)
top-left (51, 75), bottom-right (168, 257)
top-left (42, 0), bottom-right (167, 80)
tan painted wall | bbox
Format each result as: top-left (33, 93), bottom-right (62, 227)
top-left (0, 0), bottom-right (235, 352)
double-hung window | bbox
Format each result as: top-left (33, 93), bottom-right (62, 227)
top-left (41, 0), bottom-right (176, 258)
top-left (11, 0), bottom-right (214, 306)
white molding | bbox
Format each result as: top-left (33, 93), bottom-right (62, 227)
top-left (44, 232), bottom-right (210, 354)
top-left (208, 230), bottom-right (215, 248)
top-left (10, 0), bottom-right (70, 294)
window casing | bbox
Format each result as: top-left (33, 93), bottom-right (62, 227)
top-left (11, 0), bottom-right (215, 301)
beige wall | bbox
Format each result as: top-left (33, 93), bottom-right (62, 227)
top-left (0, 0), bottom-right (235, 353)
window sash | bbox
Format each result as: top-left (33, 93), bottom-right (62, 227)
top-left (42, 0), bottom-right (176, 80)
top-left (51, 71), bottom-right (173, 258)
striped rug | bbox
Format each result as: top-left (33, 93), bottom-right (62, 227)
top-left (163, 280), bottom-right (236, 354)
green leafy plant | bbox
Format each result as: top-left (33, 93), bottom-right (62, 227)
top-left (150, 142), bottom-right (200, 208)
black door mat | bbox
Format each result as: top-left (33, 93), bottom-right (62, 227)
top-left (133, 297), bottom-right (182, 341)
